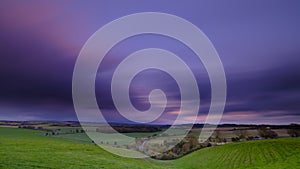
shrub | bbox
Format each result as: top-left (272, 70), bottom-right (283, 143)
top-left (234, 129), bottom-right (248, 139)
top-left (231, 137), bottom-right (240, 142)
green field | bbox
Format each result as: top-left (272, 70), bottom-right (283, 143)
top-left (174, 138), bottom-right (300, 169)
top-left (1, 127), bottom-right (300, 169)
top-left (0, 127), bottom-right (166, 169)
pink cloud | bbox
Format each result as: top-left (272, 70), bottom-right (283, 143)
top-left (1, 1), bottom-right (90, 56)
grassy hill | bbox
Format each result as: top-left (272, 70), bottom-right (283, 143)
top-left (174, 138), bottom-right (300, 169)
top-left (1, 127), bottom-right (300, 169)
top-left (0, 127), bottom-right (168, 169)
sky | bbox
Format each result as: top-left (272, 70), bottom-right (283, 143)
top-left (0, 0), bottom-right (300, 124)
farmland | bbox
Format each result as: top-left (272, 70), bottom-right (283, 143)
top-left (1, 126), bottom-right (300, 168)
top-left (0, 127), bottom-right (166, 169)
top-left (174, 138), bottom-right (300, 169)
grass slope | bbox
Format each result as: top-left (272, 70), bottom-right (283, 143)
top-left (1, 127), bottom-right (300, 169)
top-left (174, 137), bottom-right (300, 169)
top-left (0, 127), bottom-right (168, 169)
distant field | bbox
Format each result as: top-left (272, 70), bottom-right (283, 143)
top-left (44, 126), bottom-right (187, 148)
top-left (192, 128), bottom-right (289, 141)
top-left (1, 127), bottom-right (300, 169)
top-left (50, 130), bottom-right (166, 142)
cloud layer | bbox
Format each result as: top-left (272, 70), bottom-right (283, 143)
top-left (1, 0), bottom-right (300, 124)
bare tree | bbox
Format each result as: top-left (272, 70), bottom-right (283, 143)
top-left (215, 130), bottom-right (222, 142)
top-left (287, 123), bottom-right (300, 137)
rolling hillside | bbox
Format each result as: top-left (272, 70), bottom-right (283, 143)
top-left (0, 127), bottom-right (167, 169)
top-left (174, 137), bottom-right (300, 169)
top-left (0, 127), bottom-right (300, 169)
